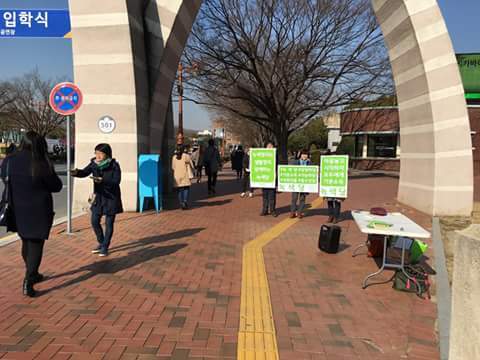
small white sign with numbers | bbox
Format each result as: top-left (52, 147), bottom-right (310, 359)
top-left (98, 116), bottom-right (116, 134)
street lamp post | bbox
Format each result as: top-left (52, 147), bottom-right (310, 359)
top-left (176, 62), bottom-right (199, 145)
top-left (177, 63), bottom-right (185, 145)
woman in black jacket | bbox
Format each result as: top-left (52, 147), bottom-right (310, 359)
top-left (71, 143), bottom-right (123, 257)
top-left (0, 131), bottom-right (63, 297)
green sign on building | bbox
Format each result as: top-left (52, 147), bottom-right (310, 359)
top-left (278, 165), bottom-right (319, 193)
top-left (320, 155), bottom-right (349, 198)
top-left (250, 148), bottom-right (276, 188)
top-left (457, 53), bottom-right (480, 100)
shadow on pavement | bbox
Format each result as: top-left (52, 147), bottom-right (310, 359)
top-left (337, 243), bottom-right (351, 253)
top-left (108, 228), bottom-right (205, 254)
top-left (42, 243), bottom-right (188, 295)
top-left (191, 199), bottom-right (232, 208)
top-left (303, 208), bottom-right (329, 218)
top-left (163, 175), bottom-right (243, 210)
top-left (349, 172), bottom-right (399, 180)
top-left (57, 211), bottom-right (162, 234)
top-left (41, 228), bottom-right (205, 295)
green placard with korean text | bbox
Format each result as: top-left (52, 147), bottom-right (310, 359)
top-left (278, 165), bottom-right (319, 193)
top-left (320, 155), bottom-right (349, 198)
top-left (250, 148), bottom-right (277, 188)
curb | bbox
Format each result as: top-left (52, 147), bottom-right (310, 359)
top-left (0, 212), bottom-right (86, 248)
top-left (432, 217), bottom-right (451, 360)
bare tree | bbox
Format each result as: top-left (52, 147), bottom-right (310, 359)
top-left (211, 106), bottom-right (273, 148)
top-left (0, 82), bottom-right (14, 113)
top-left (182, 0), bottom-right (393, 162)
top-left (6, 71), bottom-right (65, 137)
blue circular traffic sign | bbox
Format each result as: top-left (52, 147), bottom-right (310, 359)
top-left (49, 82), bottom-right (83, 116)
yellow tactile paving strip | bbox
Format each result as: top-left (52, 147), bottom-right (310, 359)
top-left (237, 197), bottom-right (324, 360)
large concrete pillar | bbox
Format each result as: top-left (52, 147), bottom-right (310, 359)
top-left (69, 0), bottom-right (174, 212)
top-left (372, 0), bottom-right (473, 216)
top-left (450, 225), bottom-right (480, 359)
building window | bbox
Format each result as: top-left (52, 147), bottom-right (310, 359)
top-left (367, 134), bottom-right (397, 158)
top-left (355, 135), bottom-right (364, 158)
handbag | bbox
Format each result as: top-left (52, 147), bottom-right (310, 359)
top-left (0, 160), bottom-right (12, 227)
top-left (187, 163), bottom-right (195, 180)
top-left (392, 264), bottom-right (431, 299)
top-left (367, 234), bottom-right (387, 258)
top-left (370, 207), bottom-right (387, 216)
top-left (88, 193), bottom-right (97, 206)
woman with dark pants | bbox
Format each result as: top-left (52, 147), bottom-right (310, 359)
top-left (172, 145), bottom-right (195, 209)
top-left (71, 144), bottom-right (123, 257)
top-left (241, 149), bottom-right (254, 198)
top-left (327, 198), bottom-right (342, 223)
top-left (0, 131), bottom-right (63, 297)
top-left (261, 142), bottom-right (277, 217)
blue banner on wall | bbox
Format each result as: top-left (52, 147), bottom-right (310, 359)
top-left (0, 9), bottom-right (71, 38)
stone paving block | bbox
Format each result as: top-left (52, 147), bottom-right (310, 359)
top-left (264, 176), bottom-right (440, 359)
top-left (0, 172), bottom-right (439, 359)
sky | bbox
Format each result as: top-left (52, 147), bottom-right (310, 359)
top-left (0, 0), bottom-right (479, 130)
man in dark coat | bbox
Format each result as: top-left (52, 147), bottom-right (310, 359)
top-left (241, 148), bottom-right (254, 197)
top-left (261, 142), bottom-right (278, 217)
top-left (290, 149), bottom-right (311, 219)
top-left (202, 139), bottom-right (222, 195)
top-left (232, 146), bottom-right (245, 179)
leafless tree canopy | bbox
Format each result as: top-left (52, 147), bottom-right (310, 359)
top-left (0, 82), bottom-right (14, 113)
top-left (183, 0), bottom-right (393, 161)
top-left (4, 71), bottom-right (65, 137)
top-left (214, 109), bottom-right (273, 148)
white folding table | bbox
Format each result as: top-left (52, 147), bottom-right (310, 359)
top-left (351, 210), bottom-right (431, 289)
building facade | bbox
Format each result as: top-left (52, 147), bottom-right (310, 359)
top-left (340, 106), bottom-right (480, 175)
top-left (323, 113), bottom-right (342, 153)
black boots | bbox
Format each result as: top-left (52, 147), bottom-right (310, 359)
top-left (23, 279), bottom-right (36, 298)
top-left (32, 273), bottom-right (44, 284)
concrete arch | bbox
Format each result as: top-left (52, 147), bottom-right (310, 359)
top-left (69, 0), bottom-right (473, 216)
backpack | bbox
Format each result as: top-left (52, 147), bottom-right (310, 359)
top-left (392, 264), bottom-right (431, 299)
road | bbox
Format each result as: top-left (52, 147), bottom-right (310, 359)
top-left (0, 164), bottom-right (68, 239)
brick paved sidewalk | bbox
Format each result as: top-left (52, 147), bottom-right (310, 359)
top-left (265, 177), bottom-right (439, 360)
top-left (0, 171), bottom-right (439, 359)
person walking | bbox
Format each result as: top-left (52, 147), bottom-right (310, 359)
top-left (172, 144), bottom-right (195, 210)
top-left (0, 131), bottom-right (63, 297)
top-left (195, 144), bottom-right (204, 183)
top-left (191, 146), bottom-right (200, 172)
top-left (71, 143), bottom-right (123, 257)
top-left (232, 146), bottom-right (245, 179)
top-left (6, 143), bottom-right (17, 156)
top-left (241, 148), bottom-right (254, 198)
top-left (261, 142), bottom-right (277, 217)
top-left (290, 149), bottom-right (311, 219)
top-left (202, 139), bottom-right (222, 195)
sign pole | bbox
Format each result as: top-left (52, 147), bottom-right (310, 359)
top-left (49, 82), bottom-right (82, 236)
top-left (66, 115), bottom-right (72, 235)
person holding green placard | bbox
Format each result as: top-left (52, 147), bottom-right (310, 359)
top-left (320, 154), bottom-right (348, 223)
top-left (327, 198), bottom-right (342, 223)
top-left (261, 142), bottom-right (278, 217)
top-left (290, 149), bottom-right (311, 219)
top-left (241, 148), bottom-right (254, 198)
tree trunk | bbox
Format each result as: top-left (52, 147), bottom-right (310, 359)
top-left (275, 130), bottom-right (289, 165)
